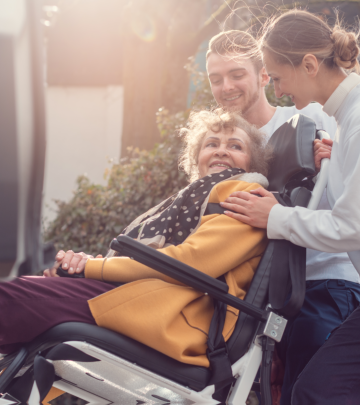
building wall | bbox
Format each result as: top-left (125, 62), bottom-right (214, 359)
top-left (43, 85), bottom-right (123, 224)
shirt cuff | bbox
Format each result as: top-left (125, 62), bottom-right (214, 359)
top-left (85, 258), bottom-right (104, 280)
top-left (267, 204), bottom-right (292, 240)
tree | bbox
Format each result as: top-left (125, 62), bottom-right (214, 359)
top-left (120, 0), bottom-right (238, 155)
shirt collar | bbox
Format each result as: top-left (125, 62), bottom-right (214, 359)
top-left (323, 73), bottom-right (360, 117)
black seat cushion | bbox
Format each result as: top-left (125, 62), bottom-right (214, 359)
top-left (1, 322), bottom-right (210, 392)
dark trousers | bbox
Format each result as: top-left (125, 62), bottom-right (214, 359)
top-left (0, 276), bottom-right (116, 354)
top-left (292, 304), bottom-right (360, 405)
top-left (277, 279), bottom-right (360, 405)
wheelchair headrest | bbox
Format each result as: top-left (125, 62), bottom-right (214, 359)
top-left (267, 114), bottom-right (317, 193)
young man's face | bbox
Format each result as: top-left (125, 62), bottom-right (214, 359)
top-left (206, 53), bottom-right (267, 113)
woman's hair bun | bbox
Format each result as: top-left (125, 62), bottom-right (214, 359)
top-left (331, 28), bottom-right (360, 70)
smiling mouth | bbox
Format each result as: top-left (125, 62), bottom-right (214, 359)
top-left (223, 95), bottom-right (241, 101)
top-left (209, 163), bottom-right (232, 169)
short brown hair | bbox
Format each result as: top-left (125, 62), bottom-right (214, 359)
top-left (207, 30), bottom-right (263, 72)
top-left (179, 109), bottom-right (272, 182)
top-left (260, 10), bottom-right (360, 71)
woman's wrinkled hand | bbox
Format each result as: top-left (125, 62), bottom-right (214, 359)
top-left (43, 250), bottom-right (103, 277)
top-left (220, 188), bottom-right (279, 229)
top-left (314, 138), bottom-right (333, 172)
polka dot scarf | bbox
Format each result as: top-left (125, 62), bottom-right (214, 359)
top-left (108, 168), bottom-right (246, 253)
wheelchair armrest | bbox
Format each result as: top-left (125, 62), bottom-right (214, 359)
top-left (110, 235), bottom-right (268, 322)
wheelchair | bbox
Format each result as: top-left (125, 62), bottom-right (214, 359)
top-left (0, 110), bottom-right (330, 404)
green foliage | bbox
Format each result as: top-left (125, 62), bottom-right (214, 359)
top-left (45, 129), bottom-right (188, 255)
top-left (44, 69), bottom-right (292, 255)
top-left (265, 82), bottom-right (294, 107)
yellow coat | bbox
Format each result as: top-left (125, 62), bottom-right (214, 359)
top-left (85, 180), bottom-right (267, 367)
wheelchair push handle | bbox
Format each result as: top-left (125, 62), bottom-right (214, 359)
top-left (307, 129), bottom-right (331, 210)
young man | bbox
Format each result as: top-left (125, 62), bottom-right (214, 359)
top-left (206, 30), bottom-right (336, 140)
top-left (206, 31), bottom-right (360, 405)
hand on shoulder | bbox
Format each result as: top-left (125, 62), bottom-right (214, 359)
top-left (220, 187), bottom-right (278, 228)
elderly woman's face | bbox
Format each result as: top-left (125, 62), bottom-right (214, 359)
top-left (197, 127), bottom-right (251, 178)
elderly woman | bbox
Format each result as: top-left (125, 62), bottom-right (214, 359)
top-left (0, 109), bottom-right (272, 368)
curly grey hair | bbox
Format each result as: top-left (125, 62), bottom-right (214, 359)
top-left (179, 109), bottom-right (273, 182)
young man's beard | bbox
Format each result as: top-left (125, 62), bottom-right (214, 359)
top-left (223, 79), bottom-right (261, 116)
top-left (241, 83), bottom-right (261, 116)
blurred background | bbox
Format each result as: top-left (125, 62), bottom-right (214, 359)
top-left (43, 0), bottom-right (233, 225)
top-left (42, 0), bottom-right (360, 234)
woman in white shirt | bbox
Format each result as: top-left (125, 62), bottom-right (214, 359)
top-left (220, 9), bottom-right (360, 405)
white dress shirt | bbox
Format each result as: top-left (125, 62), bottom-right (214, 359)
top-left (267, 73), bottom-right (360, 277)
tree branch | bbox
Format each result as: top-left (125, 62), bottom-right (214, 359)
top-left (243, 0), bottom-right (360, 32)
top-left (195, 0), bottom-right (238, 47)
top-left (196, 0), bottom-right (360, 47)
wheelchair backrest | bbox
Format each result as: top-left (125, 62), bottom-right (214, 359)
top-left (267, 114), bottom-right (316, 193)
top-left (227, 114), bottom-right (316, 362)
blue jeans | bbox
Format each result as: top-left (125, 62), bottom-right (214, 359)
top-left (277, 279), bottom-right (360, 405)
